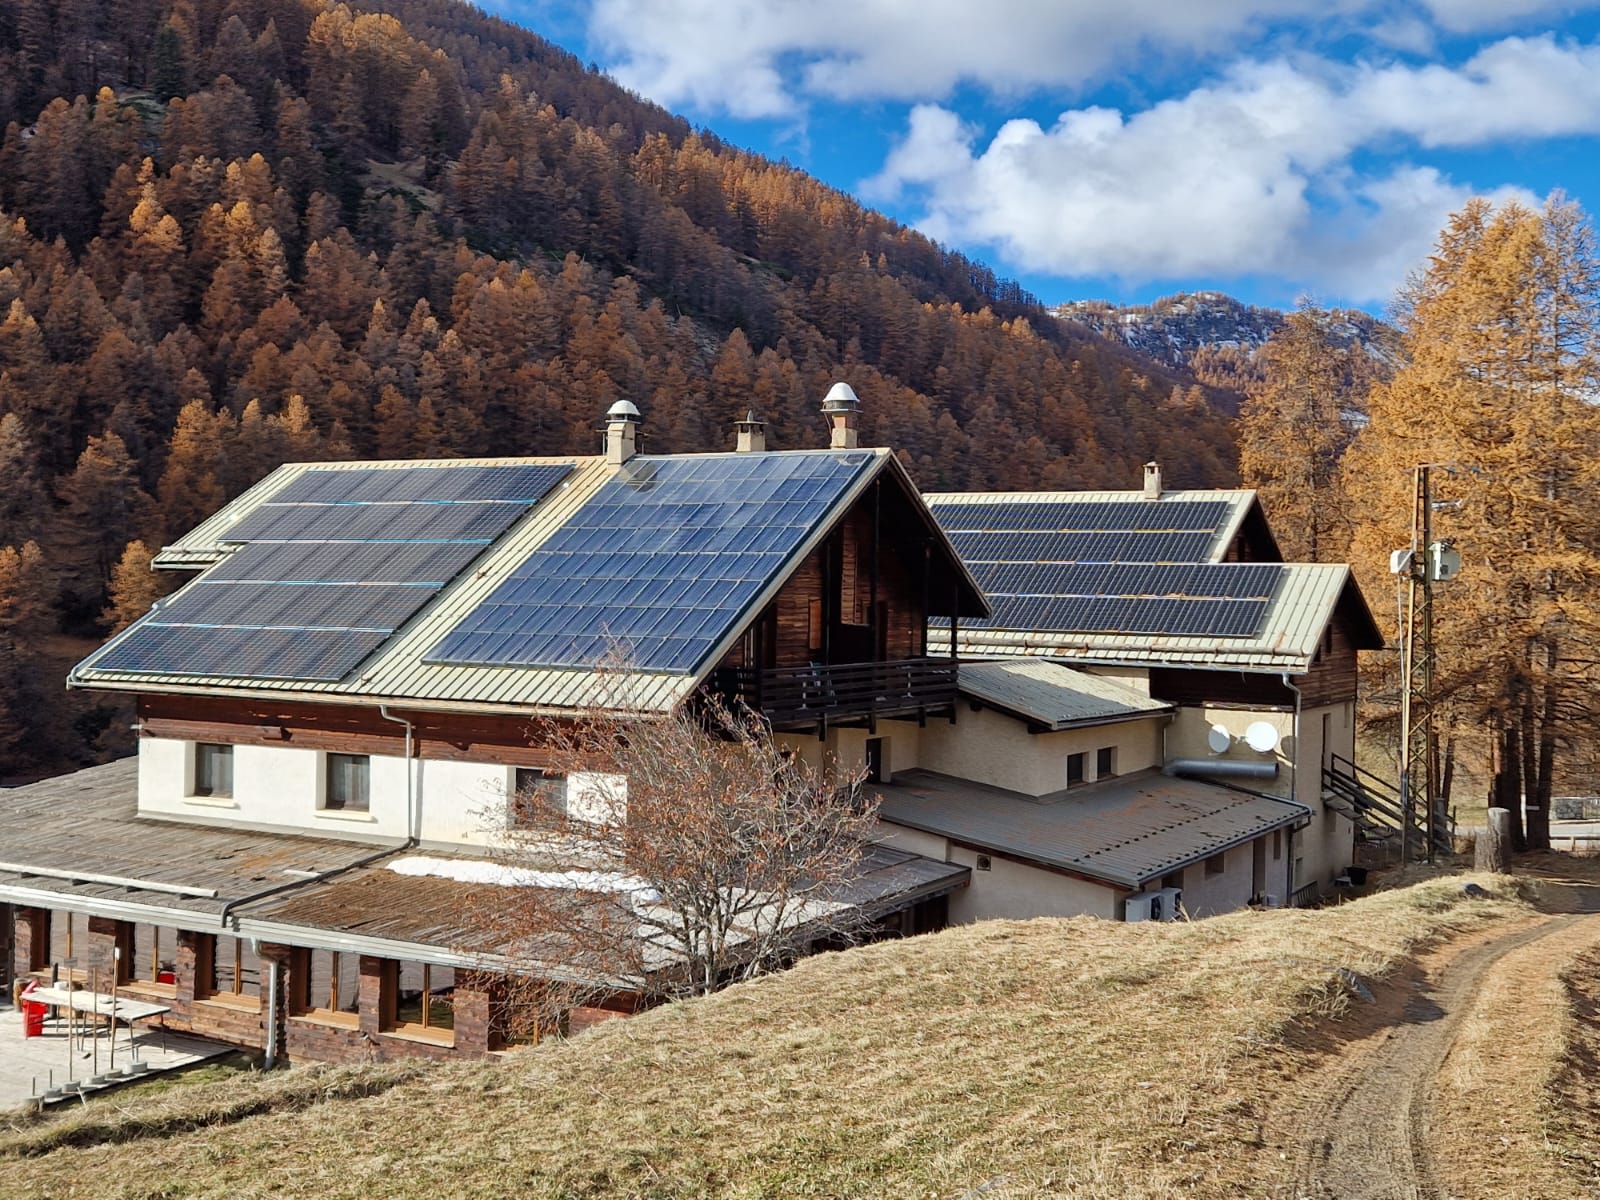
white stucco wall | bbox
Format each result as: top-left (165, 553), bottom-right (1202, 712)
top-left (945, 845), bottom-right (1120, 922)
top-left (1164, 702), bottom-right (1355, 897)
top-left (915, 707), bottom-right (1162, 797)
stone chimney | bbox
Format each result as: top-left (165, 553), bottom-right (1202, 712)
top-left (735, 409), bottom-right (767, 453)
top-left (605, 399), bottom-right (640, 465)
top-left (821, 381), bottom-right (861, 450)
top-left (1143, 461), bottom-right (1163, 500)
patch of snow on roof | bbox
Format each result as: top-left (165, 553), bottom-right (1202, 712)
top-left (388, 855), bottom-right (660, 900)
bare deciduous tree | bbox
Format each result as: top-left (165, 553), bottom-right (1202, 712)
top-left (473, 696), bottom-right (880, 1037)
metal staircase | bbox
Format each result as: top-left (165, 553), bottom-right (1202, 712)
top-left (1323, 754), bottom-right (1452, 856)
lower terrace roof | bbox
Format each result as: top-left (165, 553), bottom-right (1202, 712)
top-left (876, 768), bottom-right (1309, 890)
top-left (1, 760), bottom-right (968, 976)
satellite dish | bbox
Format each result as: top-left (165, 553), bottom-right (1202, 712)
top-left (1206, 724), bottom-right (1232, 755)
top-left (1244, 721), bottom-right (1280, 754)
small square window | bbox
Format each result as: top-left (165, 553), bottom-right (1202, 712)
top-left (510, 767), bottom-right (567, 827)
top-left (325, 753), bottom-right (370, 812)
top-left (1095, 746), bottom-right (1116, 779)
top-left (1205, 851), bottom-right (1226, 876)
top-left (1066, 752), bottom-right (1086, 787)
top-left (193, 743), bottom-right (233, 797)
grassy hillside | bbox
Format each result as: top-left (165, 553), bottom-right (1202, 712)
top-left (0, 875), bottom-right (1542, 1199)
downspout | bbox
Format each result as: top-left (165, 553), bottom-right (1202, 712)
top-left (259, 945), bottom-right (280, 1070)
top-left (379, 704), bottom-right (418, 841)
top-left (217, 705), bottom-right (420, 928)
top-left (1281, 672), bottom-right (1303, 899)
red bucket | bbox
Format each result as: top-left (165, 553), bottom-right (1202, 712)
top-left (20, 980), bottom-right (45, 1038)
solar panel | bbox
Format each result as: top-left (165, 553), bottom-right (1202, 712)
top-left (426, 452), bottom-right (876, 674)
top-left (931, 499), bottom-right (1231, 535)
top-left (86, 461), bottom-right (575, 682)
top-left (87, 625), bottom-right (388, 681)
top-left (947, 530), bottom-right (1216, 564)
top-left (205, 541), bottom-right (483, 586)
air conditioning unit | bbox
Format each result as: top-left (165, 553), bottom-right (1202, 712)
top-left (1158, 887), bottom-right (1184, 921)
top-left (1124, 892), bottom-right (1157, 922)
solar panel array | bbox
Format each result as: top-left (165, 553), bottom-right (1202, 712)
top-left (928, 497), bottom-right (1282, 639)
top-left (426, 452), bottom-right (876, 674)
top-left (932, 498), bottom-right (1232, 564)
top-left (86, 463), bottom-right (573, 681)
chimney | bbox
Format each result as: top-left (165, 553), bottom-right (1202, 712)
top-left (1143, 461), bottom-right (1162, 500)
top-left (604, 399), bottom-right (640, 465)
top-left (735, 409), bottom-right (767, 453)
top-left (821, 381), bottom-right (861, 450)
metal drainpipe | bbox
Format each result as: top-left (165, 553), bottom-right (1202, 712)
top-left (378, 704), bottom-right (417, 841)
top-left (1281, 672), bottom-right (1303, 898)
top-left (262, 950), bottom-right (280, 1069)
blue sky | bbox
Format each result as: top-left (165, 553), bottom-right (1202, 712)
top-left (489, 1), bottom-right (1600, 314)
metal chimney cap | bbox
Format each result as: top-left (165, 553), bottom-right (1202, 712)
top-left (736, 409), bottom-right (766, 428)
top-left (821, 382), bottom-right (861, 413)
top-left (606, 400), bottom-right (641, 422)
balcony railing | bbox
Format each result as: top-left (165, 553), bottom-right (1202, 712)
top-left (708, 658), bottom-right (959, 729)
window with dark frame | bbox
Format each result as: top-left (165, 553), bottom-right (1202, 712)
top-left (1095, 746), bottom-right (1116, 778)
top-left (193, 743), bottom-right (233, 797)
top-left (1066, 752), bottom-right (1086, 786)
top-left (1205, 851), bottom-right (1226, 876)
top-left (1272, 830), bottom-right (1283, 860)
top-left (324, 753), bottom-right (370, 812)
top-left (511, 767), bottom-right (568, 827)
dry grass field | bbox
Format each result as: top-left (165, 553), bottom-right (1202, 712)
top-left (2, 867), bottom-right (1597, 1200)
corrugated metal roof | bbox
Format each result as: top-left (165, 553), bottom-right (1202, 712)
top-left (877, 768), bottom-right (1308, 889)
top-left (923, 488), bottom-right (1258, 563)
top-left (0, 759), bottom-right (969, 975)
top-left (957, 660), bottom-right (1172, 729)
top-left (930, 562), bottom-right (1355, 673)
top-left (79, 449), bottom-right (986, 715)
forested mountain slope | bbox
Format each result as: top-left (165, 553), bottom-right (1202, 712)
top-left (0, 0), bottom-right (1239, 775)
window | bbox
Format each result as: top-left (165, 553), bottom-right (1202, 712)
top-left (388, 961), bottom-right (456, 1044)
top-left (129, 923), bottom-right (178, 987)
top-left (1066, 752), bottom-right (1086, 787)
top-left (510, 768), bottom-right (567, 827)
top-left (208, 934), bottom-right (260, 1003)
top-left (1272, 830), bottom-right (1283, 861)
top-left (292, 948), bottom-right (359, 1025)
top-left (1205, 851), bottom-right (1226, 876)
top-left (1095, 746), bottom-right (1116, 779)
top-left (324, 753), bottom-right (370, 812)
top-left (193, 743), bottom-right (233, 797)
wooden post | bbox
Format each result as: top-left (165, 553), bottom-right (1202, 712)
top-left (1476, 807), bottom-right (1512, 873)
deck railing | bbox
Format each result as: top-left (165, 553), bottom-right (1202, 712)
top-left (708, 658), bottom-right (958, 729)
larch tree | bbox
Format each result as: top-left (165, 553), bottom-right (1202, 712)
top-left (102, 539), bottom-right (170, 633)
top-left (1236, 301), bottom-right (1372, 562)
top-left (1343, 196), bottom-right (1600, 850)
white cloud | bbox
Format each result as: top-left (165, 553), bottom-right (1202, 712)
top-left (586, 0), bottom-right (1350, 118)
top-left (1421, 0), bottom-right (1600, 33)
top-left (864, 37), bottom-right (1586, 300)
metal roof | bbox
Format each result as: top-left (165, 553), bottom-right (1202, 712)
top-left (957, 660), bottom-right (1172, 729)
top-left (923, 488), bottom-right (1260, 563)
top-left (931, 562), bottom-right (1376, 673)
top-left (0, 759), bottom-right (969, 977)
top-left (76, 451), bottom-right (986, 715)
top-left (877, 768), bottom-right (1309, 889)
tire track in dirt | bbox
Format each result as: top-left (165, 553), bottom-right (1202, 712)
top-left (1286, 906), bottom-right (1600, 1200)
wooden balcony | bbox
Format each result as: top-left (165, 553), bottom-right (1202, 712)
top-left (707, 658), bottom-right (959, 731)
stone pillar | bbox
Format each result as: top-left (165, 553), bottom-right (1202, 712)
top-left (84, 916), bottom-right (121, 980)
top-left (12, 906), bottom-right (48, 981)
top-left (453, 980), bottom-right (494, 1056)
top-left (357, 955), bottom-right (394, 1036)
top-left (175, 930), bottom-right (206, 1008)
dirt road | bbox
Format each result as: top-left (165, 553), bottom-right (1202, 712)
top-left (1286, 874), bottom-right (1600, 1200)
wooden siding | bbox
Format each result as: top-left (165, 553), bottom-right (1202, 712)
top-left (138, 695), bottom-right (557, 765)
top-left (1150, 609), bottom-right (1360, 709)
